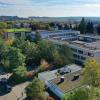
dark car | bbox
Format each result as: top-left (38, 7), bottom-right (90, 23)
top-left (5, 85), bottom-right (12, 92)
top-left (0, 78), bottom-right (7, 85)
top-left (0, 78), bottom-right (12, 93)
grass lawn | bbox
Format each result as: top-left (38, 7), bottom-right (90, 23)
top-left (6, 28), bottom-right (31, 33)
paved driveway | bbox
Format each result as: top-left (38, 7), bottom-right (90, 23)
top-left (0, 82), bottom-right (30, 100)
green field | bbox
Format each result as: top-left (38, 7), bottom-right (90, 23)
top-left (6, 28), bottom-right (31, 33)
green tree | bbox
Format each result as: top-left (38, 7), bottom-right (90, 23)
top-left (0, 37), bottom-right (9, 66)
top-left (97, 25), bottom-right (100, 35)
top-left (34, 31), bottom-right (41, 43)
top-left (45, 24), bottom-right (51, 30)
top-left (10, 66), bottom-right (27, 84)
top-left (26, 78), bottom-right (45, 100)
top-left (2, 47), bottom-right (25, 71)
top-left (62, 88), bottom-right (90, 100)
top-left (0, 22), bottom-right (7, 35)
top-left (86, 22), bottom-right (94, 33)
top-left (58, 44), bottom-right (73, 66)
top-left (78, 18), bottom-right (86, 34)
top-left (0, 22), bottom-right (7, 29)
top-left (64, 24), bottom-right (69, 30)
top-left (12, 39), bottom-right (38, 66)
top-left (37, 40), bottom-right (55, 64)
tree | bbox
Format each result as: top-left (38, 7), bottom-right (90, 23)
top-left (45, 24), bottom-right (51, 30)
top-left (78, 18), bottom-right (86, 34)
top-left (12, 39), bottom-right (38, 66)
top-left (37, 40), bottom-right (55, 65)
top-left (2, 47), bottom-right (25, 71)
top-left (34, 31), bottom-right (41, 43)
top-left (57, 24), bottom-right (63, 30)
top-left (19, 40), bottom-right (37, 66)
top-left (39, 59), bottom-right (50, 72)
top-left (86, 22), bottom-right (94, 33)
top-left (0, 22), bottom-right (7, 35)
top-left (62, 88), bottom-right (90, 100)
top-left (0, 22), bottom-right (7, 29)
top-left (83, 59), bottom-right (100, 87)
top-left (96, 25), bottom-right (100, 35)
top-left (0, 38), bottom-right (9, 66)
top-left (10, 66), bottom-right (27, 84)
top-left (26, 78), bottom-right (45, 100)
top-left (58, 44), bottom-right (73, 66)
top-left (49, 22), bottom-right (55, 28)
top-left (64, 24), bottom-right (69, 30)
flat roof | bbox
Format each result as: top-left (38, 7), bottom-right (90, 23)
top-left (49, 39), bottom-right (100, 51)
top-left (38, 64), bottom-right (82, 99)
top-left (38, 64), bottom-right (82, 82)
top-left (70, 40), bottom-right (100, 50)
top-left (79, 34), bottom-right (100, 40)
top-left (50, 74), bottom-right (82, 93)
top-left (38, 70), bottom-right (57, 81)
top-left (6, 28), bottom-right (31, 33)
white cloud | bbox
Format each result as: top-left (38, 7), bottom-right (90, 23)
top-left (84, 3), bottom-right (100, 7)
top-left (0, 0), bottom-right (32, 5)
top-left (0, 0), bottom-right (100, 17)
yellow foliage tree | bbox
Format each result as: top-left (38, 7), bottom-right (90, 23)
top-left (83, 59), bottom-right (100, 87)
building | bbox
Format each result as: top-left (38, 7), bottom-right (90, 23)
top-left (29, 30), bottom-right (100, 65)
top-left (38, 64), bottom-right (82, 99)
top-left (28, 30), bottom-right (80, 39)
top-left (4, 29), bottom-right (31, 39)
top-left (48, 33), bottom-right (100, 65)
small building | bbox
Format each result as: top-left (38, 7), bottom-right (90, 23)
top-left (38, 64), bottom-right (82, 99)
top-left (4, 28), bottom-right (31, 39)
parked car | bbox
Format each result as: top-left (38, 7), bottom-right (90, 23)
top-left (58, 67), bottom-right (71, 75)
top-left (5, 85), bottom-right (12, 92)
top-left (0, 78), bottom-right (12, 92)
top-left (0, 78), bottom-right (7, 84)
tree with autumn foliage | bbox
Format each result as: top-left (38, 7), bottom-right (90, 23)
top-left (0, 22), bottom-right (7, 35)
top-left (83, 59), bottom-right (100, 87)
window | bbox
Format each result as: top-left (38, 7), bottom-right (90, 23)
top-left (71, 48), bottom-right (77, 52)
top-left (81, 56), bottom-right (86, 60)
top-left (88, 52), bottom-right (94, 57)
top-left (78, 50), bottom-right (83, 54)
top-left (15, 33), bottom-right (21, 38)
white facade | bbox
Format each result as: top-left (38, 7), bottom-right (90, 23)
top-left (47, 31), bottom-right (100, 65)
top-left (29, 30), bottom-right (80, 39)
top-left (69, 42), bottom-right (100, 64)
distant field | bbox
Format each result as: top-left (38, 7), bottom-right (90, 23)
top-left (6, 28), bottom-right (31, 33)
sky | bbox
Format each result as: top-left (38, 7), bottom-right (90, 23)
top-left (0, 0), bottom-right (100, 17)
